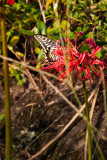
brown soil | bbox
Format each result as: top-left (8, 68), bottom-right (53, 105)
top-left (0, 68), bottom-right (107, 160)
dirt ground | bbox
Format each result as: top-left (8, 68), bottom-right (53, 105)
top-left (0, 67), bottom-right (107, 160)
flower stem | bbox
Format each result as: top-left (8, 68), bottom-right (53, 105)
top-left (0, 1), bottom-right (11, 160)
top-left (83, 81), bottom-right (92, 160)
top-left (102, 73), bottom-right (107, 130)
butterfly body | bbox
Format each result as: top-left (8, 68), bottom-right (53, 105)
top-left (34, 35), bottom-right (59, 62)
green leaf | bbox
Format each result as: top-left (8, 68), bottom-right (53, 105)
top-left (83, 25), bottom-right (89, 32)
top-left (61, 0), bottom-right (66, 3)
top-left (61, 20), bottom-right (70, 29)
top-left (35, 47), bottom-right (41, 54)
top-left (10, 36), bottom-right (20, 47)
top-left (0, 114), bottom-right (5, 121)
top-left (53, 20), bottom-right (60, 28)
top-left (37, 21), bottom-right (46, 35)
top-left (33, 27), bottom-right (39, 34)
top-left (86, 32), bottom-right (93, 38)
top-left (16, 74), bottom-right (20, 80)
top-left (33, 14), bottom-right (39, 21)
top-left (77, 27), bottom-right (82, 32)
top-left (47, 27), bottom-right (58, 35)
top-left (38, 49), bottom-right (43, 60)
top-left (96, 26), bottom-right (101, 29)
top-left (95, 50), bottom-right (102, 58)
top-left (79, 44), bottom-right (90, 53)
top-left (15, 74), bottom-right (23, 86)
top-left (13, 3), bottom-right (21, 10)
top-left (53, 3), bottom-right (58, 12)
top-left (69, 31), bottom-right (75, 40)
top-left (21, 29), bottom-right (34, 35)
top-left (18, 77), bottom-right (23, 86)
top-left (18, 22), bottom-right (22, 30)
top-left (46, 0), bottom-right (53, 7)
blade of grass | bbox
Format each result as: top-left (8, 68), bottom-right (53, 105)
top-left (92, 132), bottom-right (105, 160)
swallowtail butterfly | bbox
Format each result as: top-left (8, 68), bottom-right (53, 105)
top-left (34, 35), bottom-right (59, 62)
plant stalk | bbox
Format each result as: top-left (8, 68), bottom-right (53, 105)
top-left (83, 81), bottom-right (92, 160)
top-left (0, 1), bottom-right (11, 159)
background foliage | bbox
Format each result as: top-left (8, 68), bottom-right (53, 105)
top-left (0, 0), bottom-right (106, 84)
top-left (0, 0), bottom-right (106, 54)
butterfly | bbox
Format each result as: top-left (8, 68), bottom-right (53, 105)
top-left (34, 35), bottom-right (64, 62)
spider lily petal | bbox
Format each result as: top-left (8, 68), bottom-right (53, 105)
top-left (6, 0), bottom-right (15, 5)
top-left (40, 32), bottom-right (107, 84)
top-left (78, 38), bottom-right (97, 50)
top-left (90, 46), bottom-right (101, 58)
top-left (74, 31), bottom-right (83, 47)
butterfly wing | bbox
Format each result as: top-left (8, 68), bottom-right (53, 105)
top-left (34, 35), bottom-right (59, 62)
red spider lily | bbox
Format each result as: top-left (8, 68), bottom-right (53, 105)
top-left (6, 0), bottom-right (15, 5)
top-left (41, 32), bottom-right (107, 84)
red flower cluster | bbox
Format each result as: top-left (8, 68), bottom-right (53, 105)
top-left (41, 32), bottom-right (107, 84)
top-left (6, 0), bottom-right (15, 5)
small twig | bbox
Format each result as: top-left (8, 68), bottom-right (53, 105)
top-left (42, 75), bottom-right (81, 113)
top-left (21, 103), bottom-right (37, 116)
top-left (24, 38), bottom-right (27, 62)
top-left (0, 55), bottom-right (60, 79)
top-left (7, 46), bottom-right (21, 60)
top-left (25, 0), bottom-right (29, 4)
top-left (26, 69), bottom-right (44, 101)
top-left (46, 84), bottom-right (83, 107)
top-left (38, 0), bottom-right (46, 24)
top-left (53, 1), bottom-right (58, 18)
top-left (84, 84), bottom-right (100, 160)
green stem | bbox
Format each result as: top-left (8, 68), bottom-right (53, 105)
top-left (102, 75), bottom-right (107, 130)
top-left (67, 80), bottom-right (82, 107)
top-left (0, 1), bottom-right (11, 160)
top-left (83, 81), bottom-right (92, 160)
top-left (93, 132), bottom-right (105, 160)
